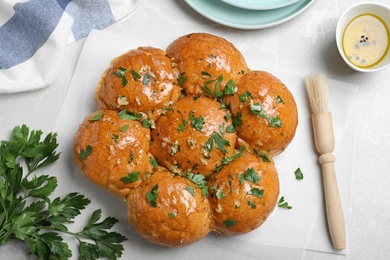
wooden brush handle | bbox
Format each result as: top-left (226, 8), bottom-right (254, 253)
top-left (312, 112), bottom-right (346, 250)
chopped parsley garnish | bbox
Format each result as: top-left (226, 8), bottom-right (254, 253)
top-left (276, 95), bottom-right (284, 104)
top-left (112, 134), bottom-right (119, 141)
top-left (201, 71), bottom-right (212, 77)
top-left (247, 187), bottom-right (264, 198)
top-left (149, 156), bottom-right (158, 169)
top-left (239, 91), bottom-right (254, 102)
top-left (224, 79), bottom-right (237, 95)
top-left (131, 69), bottom-right (141, 81)
top-left (78, 145), bottom-right (92, 160)
top-left (238, 174), bottom-right (245, 184)
top-left (177, 118), bottom-right (187, 133)
top-left (205, 131), bottom-right (230, 154)
top-left (119, 125), bottom-right (129, 132)
top-left (268, 116), bottom-right (283, 128)
top-left (185, 186), bottom-right (195, 196)
top-left (248, 200), bottom-right (257, 209)
top-left (232, 112), bottom-right (243, 127)
top-left (185, 173), bottom-right (208, 197)
top-left (142, 119), bottom-right (151, 128)
top-left (118, 109), bottom-right (137, 120)
top-left (223, 219), bottom-right (237, 228)
top-left (142, 73), bottom-right (151, 86)
top-left (168, 212), bottom-right (176, 218)
top-left (250, 102), bottom-right (267, 119)
top-left (89, 111), bottom-right (103, 121)
top-left (278, 196), bottom-right (292, 209)
top-left (221, 146), bottom-right (245, 165)
top-left (178, 72), bottom-right (187, 86)
top-left (120, 171), bottom-right (141, 184)
top-left (146, 184), bottom-right (159, 207)
top-left (113, 67), bottom-right (128, 87)
top-left (294, 168), bottom-right (304, 180)
top-left (253, 149), bottom-right (271, 162)
top-left (189, 112), bottom-right (205, 131)
top-left (212, 186), bottom-right (226, 199)
top-left (245, 168), bottom-right (261, 184)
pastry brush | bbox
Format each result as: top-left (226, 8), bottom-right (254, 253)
top-left (305, 73), bottom-right (346, 250)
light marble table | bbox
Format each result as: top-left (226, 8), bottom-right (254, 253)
top-left (1, 0), bottom-right (389, 259)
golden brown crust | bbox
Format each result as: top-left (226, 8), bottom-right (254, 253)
top-left (127, 171), bottom-right (211, 247)
top-left (94, 47), bottom-right (180, 121)
top-left (208, 153), bottom-right (279, 235)
top-left (73, 110), bottom-right (151, 198)
top-left (227, 70), bottom-right (298, 155)
top-left (166, 33), bottom-right (248, 97)
top-left (150, 96), bottom-right (236, 176)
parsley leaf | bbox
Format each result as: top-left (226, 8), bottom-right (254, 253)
top-left (0, 125), bottom-right (127, 259)
top-left (294, 168), bottom-right (304, 180)
top-left (113, 67), bottom-right (128, 87)
top-left (89, 111), bottom-right (103, 121)
top-left (223, 219), bottom-right (237, 228)
top-left (120, 171), bottom-right (141, 184)
top-left (185, 173), bottom-right (208, 197)
top-left (78, 145), bottom-right (92, 161)
top-left (278, 196), bottom-right (292, 209)
top-left (245, 168), bottom-right (261, 184)
top-left (146, 184), bottom-right (158, 207)
top-left (205, 132), bottom-right (230, 154)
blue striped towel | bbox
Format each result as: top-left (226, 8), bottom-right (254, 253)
top-left (0, 0), bottom-right (138, 94)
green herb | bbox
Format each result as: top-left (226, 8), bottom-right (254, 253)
top-left (113, 67), bottom-right (128, 87)
top-left (146, 184), bottom-right (158, 207)
top-left (189, 112), bottom-right (205, 131)
top-left (223, 219), bottom-right (237, 228)
top-left (226, 124), bottom-right (235, 133)
top-left (201, 71), bottom-right (212, 77)
top-left (221, 146), bottom-right (245, 165)
top-left (0, 125), bottom-right (126, 259)
top-left (224, 79), bottom-right (237, 95)
top-left (149, 156), bottom-right (158, 169)
top-left (276, 95), bottom-right (284, 104)
top-left (248, 200), bottom-right (257, 209)
top-left (238, 174), bottom-right (245, 184)
top-left (185, 186), bottom-right (195, 196)
top-left (112, 134), bottom-right (119, 140)
top-left (205, 131), bottom-right (230, 154)
top-left (239, 91), bottom-right (253, 102)
top-left (131, 69), bottom-right (141, 81)
top-left (120, 171), bottom-right (141, 184)
top-left (247, 187), bottom-right (264, 198)
top-left (177, 118), bottom-right (187, 133)
top-left (168, 212), bottom-right (176, 218)
top-left (118, 109), bottom-right (137, 120)
top-left (119, 125), bottom-right (129, 132)
top-left (250, 102), bottom-right (267, 119)
top-left (178, 73), bottom-right (187, 86)
top-left (78, 145), bottom-right (92, 160)
top-left (294, 168), bottom-right (304, 180)
top-left (245, 168), bottom-right (261, 184)
top-left (142, 119), bottom-right (151, 128)
top-left (232, 112), bottom-right (243, 127)
top-left (212, 186), bottom-right (226, 199)
top-left (253, 149), bottom-right (271, 162)
top-left (268, 116), bottom-right (282, 128)
top-left (185, 173), bottom-right (208, 197)
top-left (278, 196), bottom-right (292, 209)
top-left (142, 74), bottom-right (151, 86)
top-left (89, 111), bottom-right (103, 121)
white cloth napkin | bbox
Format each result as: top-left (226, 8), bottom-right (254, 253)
top-left (0, 0), bottom-right (138, 94)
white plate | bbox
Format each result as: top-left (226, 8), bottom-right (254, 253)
top-left (220, 0), bottom-right (302, 10)
top-left (185, 0), bottom-right (315, 29)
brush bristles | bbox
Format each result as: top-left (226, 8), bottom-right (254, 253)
top-left (305, 73), bottom-right (329, 113)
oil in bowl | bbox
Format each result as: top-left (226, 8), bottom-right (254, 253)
top-left (336, 2), bottom-right (390, 72)
top-left (342, 14), bottom-right (389, 68)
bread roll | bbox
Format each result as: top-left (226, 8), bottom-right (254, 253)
top-left (166, 33), bottom-right (248, 97)
top-left (127, 171), bottom-right (211, 247)
top-left (208, 153), bottom-right (279, 235)
top-left (150, 96), bottom-right (236, 176)
top-left (73, 110), bottom-right (151, 198)
top-left (227, 70), bottom-right (298, 155)
top-left (94, 47), bottom-right (180, 121)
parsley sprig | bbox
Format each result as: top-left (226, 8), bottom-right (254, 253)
top-left (0, 125), bottom-right (127, 259)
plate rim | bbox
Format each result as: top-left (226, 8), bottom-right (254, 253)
top-left (220, 0), bottom-right (302, 10)
top-left (184, 0), bottom-right (316, 30)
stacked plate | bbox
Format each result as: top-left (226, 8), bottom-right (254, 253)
top-left (184, 0), bottom-right (316, 29)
